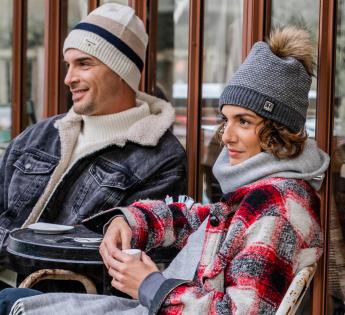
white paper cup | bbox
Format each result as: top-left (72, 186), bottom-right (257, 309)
top-left (122, 249), bottom-right (141, 260)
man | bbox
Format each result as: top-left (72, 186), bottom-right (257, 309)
top-left (0, 3), bottom-right (186, 288)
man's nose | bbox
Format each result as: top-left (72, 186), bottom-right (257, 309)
top-left (64, 67), bottom-right (78, 86)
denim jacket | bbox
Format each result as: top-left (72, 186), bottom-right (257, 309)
top-left (0, 92), bottom-right (187, 255)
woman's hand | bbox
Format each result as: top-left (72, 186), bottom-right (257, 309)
top-left (108, 248), bottom-right (159, 299)
top-left (99, 216), bottom-right (133, 269)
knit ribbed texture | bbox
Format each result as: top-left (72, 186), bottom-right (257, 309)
top-left (212, 139), bottom-right (330, 193)
top-left (63, 3), bottom-right (148, 91)
top-left (69, 102), bottom-right (150, 164)
top-left (219, 41), bottom-right (312, 132)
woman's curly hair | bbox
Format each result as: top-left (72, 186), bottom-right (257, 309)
top-left (217, 118), bottom-right (307, 159)
top-left (258, 119), bottom-right (307, 159)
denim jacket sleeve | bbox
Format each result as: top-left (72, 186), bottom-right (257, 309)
top-left (0, 141), bottom-right (15, 257)
top-left (124, 167), bottom-right (187, 205)
top-left (0, 141), bottom-right (13, 215)
top-left (82, 165), bottom-right (187, 234)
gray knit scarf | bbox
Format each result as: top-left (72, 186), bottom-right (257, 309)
top-left (212, 139), bottom-right (330, 194)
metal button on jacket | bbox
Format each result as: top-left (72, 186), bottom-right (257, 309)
top-left (24, 163), bottom-right (32, 170)
top-left (210, 215), bottom-right (220, 227)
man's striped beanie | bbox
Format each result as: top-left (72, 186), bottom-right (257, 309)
top-left (63, 3), bottom-right (148, 91)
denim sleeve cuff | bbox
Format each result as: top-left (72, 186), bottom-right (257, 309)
top-left (138, 271), bottom-right (166, 309)
top-left (81, 208), bottom-right (125, 234)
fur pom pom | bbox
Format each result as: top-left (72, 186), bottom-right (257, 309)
top-left (268, 26), bottom-right (315, 76)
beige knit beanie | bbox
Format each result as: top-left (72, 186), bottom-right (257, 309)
top-left (63, 3), bottom-right (148, 91)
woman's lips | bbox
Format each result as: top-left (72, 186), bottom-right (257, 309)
top-left (228, 149), bottom-right (242, 158)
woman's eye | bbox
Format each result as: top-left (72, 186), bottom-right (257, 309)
top-left (217, 121), bottom-right (227, 135)
top-left (239, 118), bottom-right (249, 126)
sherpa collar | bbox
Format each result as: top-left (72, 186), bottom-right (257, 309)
top-left (54, 91), bottom-right (175, 148)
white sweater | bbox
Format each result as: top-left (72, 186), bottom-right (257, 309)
top-left (69, 102), bottom-right (150, 165)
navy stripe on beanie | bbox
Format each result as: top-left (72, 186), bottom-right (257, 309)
top-left (74, 22), bottom-right (144, 72)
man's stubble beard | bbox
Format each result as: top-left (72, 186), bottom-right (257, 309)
top-left (73, 101), bottom-right (96, 116)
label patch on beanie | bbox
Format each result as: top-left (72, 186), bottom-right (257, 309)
top-left (263, 101), bottom-right (275, 113)
top-left (83, 38), bottom-right (98, 48)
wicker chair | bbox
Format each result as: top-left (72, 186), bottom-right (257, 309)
top-left (18, 269), bottom-right (97, 294)
top-left (276, 263), bottom-right (317, 315)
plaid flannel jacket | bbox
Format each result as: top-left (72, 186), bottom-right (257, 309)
top-left (118, 177), bottom-right (323, 315)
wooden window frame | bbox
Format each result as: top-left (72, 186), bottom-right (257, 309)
top-left (242, 0), bottom-right (267, 58)
top-left (186, 0), bottom-right (204, 200)
top-left (43, 0), bottom-right (68, 118)
top-left (313, 1), bottom-right (336, 314)
top-left (88, 0), bottom-right (100, 12)
top-left (11, 0), bottom-right (27, 138)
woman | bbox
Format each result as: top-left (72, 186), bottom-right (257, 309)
top-left (3, 26), bottom-right (329, 315)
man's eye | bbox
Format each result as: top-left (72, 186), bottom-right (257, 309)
top-left (79, 62), bottom-right (91, 68)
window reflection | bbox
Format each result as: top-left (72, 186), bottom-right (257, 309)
top-left (201, 0), bottom-right (243, 203)
top-left (329, 1), bottom-right (345, 314)
top-left (156, 0), bottom-right (189, 148)
top-left (26, 0), bottom-right (45, 126)
top-left (68, 0), bottom-right (88, 31)
top-left (271, 0), bottom-right (319, 139)
top-left (0, 0), bottom-right (12, 156)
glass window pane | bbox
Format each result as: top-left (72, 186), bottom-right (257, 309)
top-left (271, 2), bottom-right (320, 313)
top-left (67, 2), bottom-right (130, 39)
top-left (201, 0), bottom-right (243, 203)
top-left (68, 0), bottom-right (88, 30)
top-left (26, 0), bottom-right (45, 126)
top-left (156, 0), bottom-right (189, 148)
top-left (271, 0), bottom-right (319, 139)
top-left (100, 0), bottom-right (128, 5)
top-left (0, 0), bottom-right (12, 156)
top-left (328, 1), bottom-right (345, 313)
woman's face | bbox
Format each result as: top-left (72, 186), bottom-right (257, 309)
top-left (221, 105), bottom-right (263, 166)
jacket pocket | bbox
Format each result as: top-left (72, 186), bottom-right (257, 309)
top-left (13, 152), bottom-right (57, 174)
top-left (9, 151), bottom-right (58, 218)
top-left (89, 158), bottom-right (139, 190)
top-left (67, 159), bottom-right (140, 220)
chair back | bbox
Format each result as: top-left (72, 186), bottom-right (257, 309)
top-left (276, 263), bottom-right (317, 315)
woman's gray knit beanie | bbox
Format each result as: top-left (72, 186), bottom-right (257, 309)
top-left (219, 27), bottom-right (314, 132)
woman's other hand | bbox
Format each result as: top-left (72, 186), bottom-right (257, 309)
top-left (108, 248), bottom-right (159, 299)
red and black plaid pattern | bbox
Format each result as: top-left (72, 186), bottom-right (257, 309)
top-left (121, 177), bottom-right (323, 314)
